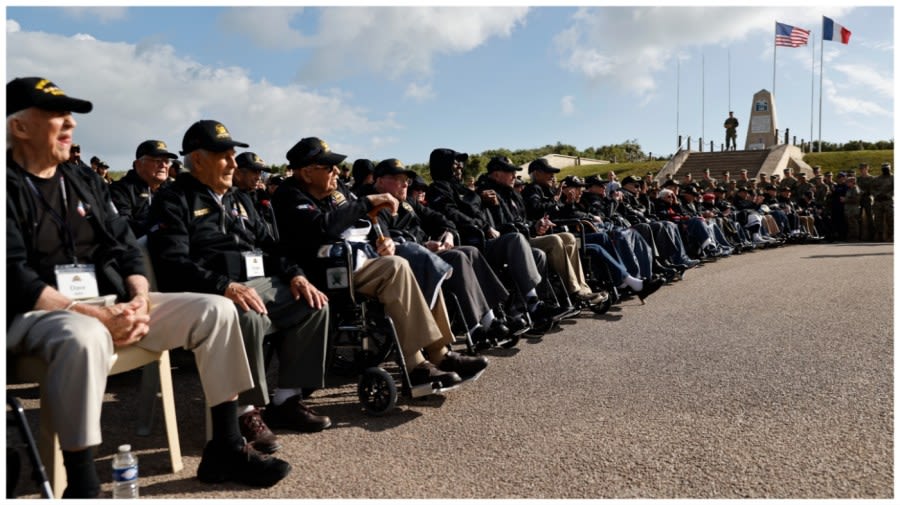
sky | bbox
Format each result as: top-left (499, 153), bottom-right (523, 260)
top-left (4, 3), bottom-right (895, 173)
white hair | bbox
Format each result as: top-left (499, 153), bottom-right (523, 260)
top-left (6, 109), bottom-right (27, 149)
top-left (658, 188), bottom-right (675, 199)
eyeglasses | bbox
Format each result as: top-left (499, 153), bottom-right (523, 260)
top-left (142, 157), bottom-right (172, 166)
top-left (306, 163), bottom-right (335, 172)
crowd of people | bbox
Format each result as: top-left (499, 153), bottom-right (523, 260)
top-left (6, 76), bottom-right (893, 497)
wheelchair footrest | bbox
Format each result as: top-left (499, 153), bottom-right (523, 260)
top-left (410, 382), bottom-right (461, 398)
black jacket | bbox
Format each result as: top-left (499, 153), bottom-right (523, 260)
top-left (477, 177), bottom-right (532, 236)
top-left (147, 172), bottom-right (303, 295)
top-left (270, 177), bottom-right (381, 283)
top-left (521, 182), bottom-right (563, 222)
top-left (426, 150), bottom-right (495, 238)
top-left (109, 169), bottom-right (168, 238)
top-left (7, 153), bottom-right (144, 326)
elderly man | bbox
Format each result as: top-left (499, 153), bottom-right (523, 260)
top-left (426, 148), bottom-right (561, 332)
top-left (7, 77), bottom-right (291, 495)
top-left (110, 140), bottom-right (176, 237)
top-left (234, 151), bottom-right (277, 239)
top-left (522, 159), bottom-right (619, 304)
top-left (367, 158), bottom-right (517, 344)
top-left (272, 137), bottom-right (488, 387)
top-left (148, 121), bottom-right (333, 455)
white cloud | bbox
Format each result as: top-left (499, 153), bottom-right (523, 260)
top-left (7, 19), bottom-right (20, 33)
top-left (830, 63), bottom-right (893, 98)
top-left (822, 78), bottom-right (890, 117)
top-left (6, 26), bottom-right (399, 172)
top-left (561, 95), bottom-right (575, 116)
top-left (62, 7), bottom-right (128, 23)
top-left (256, 7), bottom-right (530, 82)
top-left (555, 6), bottom-right (854, 98)
top-left (405, 82), bottom-right (435, 103)
top-left (218, 7), bottom-right (308, 49)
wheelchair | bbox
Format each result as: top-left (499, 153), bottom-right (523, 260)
top-left (315, 240), bottom-right (466, 416)
top-left (549, 218), bottom-right (618, 315)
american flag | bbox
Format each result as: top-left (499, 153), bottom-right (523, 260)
top-left (775, 22), bottom-right (811, 47)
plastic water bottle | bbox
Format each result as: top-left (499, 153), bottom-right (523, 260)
top-left (111, 444), bottom-right (139, 498)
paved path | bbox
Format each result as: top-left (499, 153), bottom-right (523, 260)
top-left (9, 242), bottom-right (893, 498)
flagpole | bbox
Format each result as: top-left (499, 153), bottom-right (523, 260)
top-left (676, 58), bottom-right (680, 149)
top-left (701, 52), bottom-right (705, 147)
top-left (772, 21), bottom-right (777, 98)
top-left (728, 48), bottom-right (732, 112)
top-left (818, 18), bottom-right (824, 152)
top-left (810, 30), bottom-right (815, 153)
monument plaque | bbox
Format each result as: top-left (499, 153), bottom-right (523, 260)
top-left (745, 89), bottom-right (778, 150)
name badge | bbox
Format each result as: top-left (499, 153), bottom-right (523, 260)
top-left (55, 264), bottom-right (100, 300)
top-left (243, 250), bottom-right (265, 280)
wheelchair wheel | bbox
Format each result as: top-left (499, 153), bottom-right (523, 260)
top-left (358, 367), bottom-right (397, 416)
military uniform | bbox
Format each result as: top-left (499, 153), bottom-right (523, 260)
top-left (856, 172), bottom-right (876, 240)
top-left (871, 169), bottom-right (894, 242)
top-left (843, 181), bottom-right (862, 241)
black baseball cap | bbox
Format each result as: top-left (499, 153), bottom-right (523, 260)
top-left (487, 156), bottom-right (518, 173)
top-left (352, 159), bottom-right (375, 180)
top-left (180, 120), bottom-right (248, 155)
top-left (560, 175), bottom-right (586, 187)
top-left (621, 175), bottom-right (640, 186)
top-left (410, 175), bottom-right (429, 191)
top-left (135, 140), bottom-right (177, 160)
top-left (374, 158), bottom-right (417, 179)
top-left (584, 175), bottom-right (606, 187)
top-left (236, 152), bottom-right (272, 172)
top-left (528, 158), bottom-right (560, 174)
top-left (7, 77), bottom-right (93, 116)
top-left (286, 137), bottom-right (347, 168)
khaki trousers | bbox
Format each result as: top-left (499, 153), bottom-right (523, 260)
top-left (6, 292), bottom-right (252, 450)
top-left (353, 256), bottom-right (454, 369)
top-left (529, 232), bottom-right (590, 295)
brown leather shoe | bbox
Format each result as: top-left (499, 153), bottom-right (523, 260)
top-left (239, 408), bottom-right (281, 454)
top-left (262, 395), bottom-right (332, 433)
top-left (409, 361), bottom-right (461, 388)
top-left (437, 351), bottom-right (488, 380)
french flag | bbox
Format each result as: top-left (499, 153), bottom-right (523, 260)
top-left (823, 16), bottom-right (851, 44)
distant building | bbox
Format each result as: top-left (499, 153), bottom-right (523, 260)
top-left (517, 153), bottom-right (609, 178)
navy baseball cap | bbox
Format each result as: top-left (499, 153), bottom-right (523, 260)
top-left (374, 158), bottom-right (417, 179)
top-left (236, 152), bottom-right (272, 172)
top-left (135, 140), bottom-right (177, 160)
top-left (181, 120), bottom-right (248, 155)
top-left (7, 77), bottom-right (93, 116)
top-left (528, 158), bottom-right (560, 174)
top-left (286, 137), bottom-right (347, 168)
top-left (487, 156), bottom-right (518, 173)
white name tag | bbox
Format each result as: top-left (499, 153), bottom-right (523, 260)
top-left (54, 264), bottom-right (100, 300)
top-left (243, 250), bottom-right (265, 279)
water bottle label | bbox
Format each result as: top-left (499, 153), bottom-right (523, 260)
top-left (113, 465), bottom-right (138, 482)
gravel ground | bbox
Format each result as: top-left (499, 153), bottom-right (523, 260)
top-left (7, 241), bottom-right (893, 499)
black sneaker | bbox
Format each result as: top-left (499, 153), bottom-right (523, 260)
top-left (197, 440), bottom-right (291, 488)
top-left (409, 361), bottom-right (461, 388)
top-left (438, 351), bottom-right (488, 380)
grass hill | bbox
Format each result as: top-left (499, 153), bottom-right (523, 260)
top-left (556, 149), bottom-right (894, 181)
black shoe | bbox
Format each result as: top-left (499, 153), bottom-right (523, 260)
top-left (262, 395), bottom-right (332, 433)
top-left (410, 361), bottom-right (461, 388)
top-left (637, 277), bottom-right (664, 303)
top-left (505, 315), bottom-right (531, 336)
top-left (530, 301), bottom-right (569, 323)
top-left (438, 351), bottom-right (488, 380)
top-left (486, 320), bottom-right (510, 340)
top-left (197, 440), bottom-right (292, 488)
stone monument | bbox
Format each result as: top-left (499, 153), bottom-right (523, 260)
top-left (745, 89), bottom-right (778, 150)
